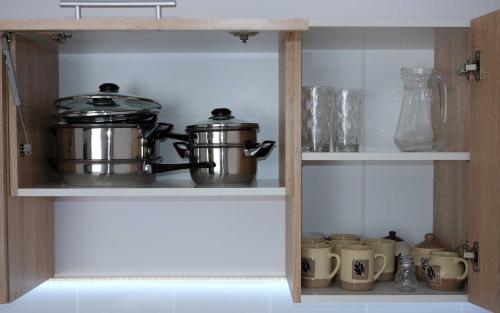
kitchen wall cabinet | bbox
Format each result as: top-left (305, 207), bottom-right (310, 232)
top-left (0, 9), bottom-right (499, 313)
top-left (0, 18), bottom-right (306, 302)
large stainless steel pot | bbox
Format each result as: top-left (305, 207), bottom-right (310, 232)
top-left (173, 108), bottom-right (275, 186)
top-left (52, 83), bottom-right (214, 186)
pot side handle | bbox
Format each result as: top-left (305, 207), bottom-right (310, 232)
top-left (173, 141), bottom-right (189, 158)
top-left (244, 141), bottom-right (275, 158)
top-left (165, 133), bottom-right (190, 141)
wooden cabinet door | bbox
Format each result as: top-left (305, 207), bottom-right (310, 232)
top-left (469, 10), bottom-right (500, 313)
top-left (0, 33), bottom-right (56, 303)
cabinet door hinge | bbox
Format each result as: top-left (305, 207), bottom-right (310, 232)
top-left (458, 51), bottom-right (483, 81)
top-left (460, 240), bottom-right (480, 272)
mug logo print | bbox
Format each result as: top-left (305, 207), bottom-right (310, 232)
top-left (352, 259), bottom-right (369, 280)
top-left (420, 257), bottom-right (430, 276)
top-left (301, 257), bottom-right (315, 278)
top-left (426, 265), bottom-right (441, 284)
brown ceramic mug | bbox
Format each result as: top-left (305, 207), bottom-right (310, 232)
top-left (301, 242), bottom-right (341, 288)
top-left (364, 238), bottom-right (396, 281)
top-left (339, 244), bottom-right (386, 291)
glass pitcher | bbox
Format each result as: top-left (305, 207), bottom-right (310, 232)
top-left (394, 68), bottom-right (448, 152)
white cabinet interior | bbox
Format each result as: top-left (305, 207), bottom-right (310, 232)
top-left (17, 31), bottom-right (285, 196)
top-left (48, 31), bottom-right (287, 277)
top-left (300, 27), bottom-right (469, 302)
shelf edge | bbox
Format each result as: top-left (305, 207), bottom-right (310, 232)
top-left (16, 187), bottom-right (287, 197)
top-left (300, 294), bottom-right (468, 304)
top-left (302, 152), bottom-right (470, 161)
top-left (0, 18), bottom-right (309, 32)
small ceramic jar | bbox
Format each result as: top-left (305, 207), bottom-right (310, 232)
top-left (412, 233), bottom-right (445, 281)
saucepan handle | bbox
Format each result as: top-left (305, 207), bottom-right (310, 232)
top-left (244, 140), bottom-right (275, 158)
top-left (165, 132), bottom-right (190, 141)
top-left (149, 161), bottom-right (215, 174)
top-left (173, 141), bottom-right (190, 158)
top-left (150, 122), bottom-right (174, 141)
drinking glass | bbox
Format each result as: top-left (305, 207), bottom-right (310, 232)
top-left (332, 89), bottom-right (365, 152)
top-left (302, 86), bottom-right (334, 152)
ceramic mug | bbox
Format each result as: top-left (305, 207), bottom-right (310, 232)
top-left (426, 251), bottom-right (469, 291)
top-left (302, 237), bottom-right (329, 244)
top-left (302, 231), bottom-right (328, 244)
top-left (364, 239), bottom-right (396, 281)
top-left (412, 234), bottom-right (445, 281)
top-left (329, 233), bottom-right (361, 241)
top-left (301, 242), bottom-right (341, 288)
top-left (339, 244), bottom-right (386, 291)
top-left (329, 239), bottom-right (360, 281)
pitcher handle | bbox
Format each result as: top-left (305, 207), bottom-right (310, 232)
top-left (373, 253), bottom-right (387, 281)
top-left (454, 257), bottom-right (469, 280)
top-left (327, 253), bottom-right (341, 279)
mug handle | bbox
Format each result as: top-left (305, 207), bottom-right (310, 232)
top-left (454, 257), bottom-right (469, 280)
top-left (327, 253), bottom-right (341, 279)
top-left (373, 253), bottom-right (387, 281)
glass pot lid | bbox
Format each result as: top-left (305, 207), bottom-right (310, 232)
top-left (55, 83), bottom-right (161, 118)
top-left (186, 108), bottom-right (259, 131)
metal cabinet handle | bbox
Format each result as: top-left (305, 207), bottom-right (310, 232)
top-left (60, 1), bottom-right (177, 20)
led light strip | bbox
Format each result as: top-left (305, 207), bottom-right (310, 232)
top-left (50, 276), bottom-right (286, 282)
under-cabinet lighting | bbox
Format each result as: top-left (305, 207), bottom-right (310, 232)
top-left (50, 276), bottom-right (285, 282)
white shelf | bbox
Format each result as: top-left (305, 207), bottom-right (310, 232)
top-left (301, 281), bottom-right (468, 303)
top-left (302, 152), bottom-right (470, 161)
top-left (17, 179), bottom-right (285, 197)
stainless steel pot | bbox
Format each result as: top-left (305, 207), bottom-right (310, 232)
top-left (52, 84), bottom-right (214, 186)
top-left (173, 108), bottom-right (275, 186)
top-left (53, 122), bottom-right (214, 186)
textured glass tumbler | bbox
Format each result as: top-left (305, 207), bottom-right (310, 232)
top-left (302, 86), bottom-right (334, 152)
top-left (332, 89), bottom-right (365, 152)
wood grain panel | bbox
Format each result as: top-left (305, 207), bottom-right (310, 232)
top-left (8, 34), bottom-right (58, 192)
top-left (0, 18), bottom-right (308, 32)
top-left (469, 10), bottom-right (500, 312)
top-left (433, 28), bottom-right (470, 251)
top-left (2, 34), bottom-right (56, 302)
top-left (279, 32), bottom-right (302, 303)
top-left (0, 42), bottom-right (10, 304)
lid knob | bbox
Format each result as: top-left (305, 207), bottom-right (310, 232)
top-left (99, 83), bottom-right (120, 93)
top-left (210, 108), bottom-right (234, 120)
top-left (424, 233), bottom-right (435, 242)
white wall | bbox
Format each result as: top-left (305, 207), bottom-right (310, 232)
top-left (1, 0), bottom-right (500, 26)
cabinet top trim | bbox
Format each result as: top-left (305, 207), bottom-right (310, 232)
top-left (0, 18), bottom-right (308, 32)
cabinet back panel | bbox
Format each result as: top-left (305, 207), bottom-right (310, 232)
top-left (56, 52), bottom-right (283, 276)
top-left (54, 198), bottom-right (285, 276)
top-left (302, 31), bottom-right (435, 244)
top-left (59, 52), bottom-right (279, 181)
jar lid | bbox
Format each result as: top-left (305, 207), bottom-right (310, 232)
top-left (186, 108), bottom-right (259, 131)
top-left (54, 83), bottom-right (161, 123)
top-left (414, 233), bottom-right (444, 250)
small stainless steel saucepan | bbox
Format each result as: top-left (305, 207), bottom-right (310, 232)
top-left (172, 108), bottom-right (275, 186)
